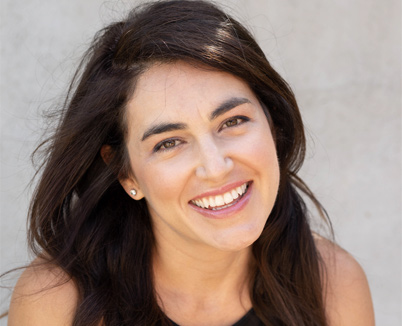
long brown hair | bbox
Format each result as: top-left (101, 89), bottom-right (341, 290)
top-left (28, 1), bottom-right (330, 325)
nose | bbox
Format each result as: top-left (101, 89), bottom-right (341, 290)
top-left (195, 136), bottom-right (234, 180)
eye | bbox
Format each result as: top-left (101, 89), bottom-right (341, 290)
top-left (225, 118), bottom-right (239, 127)
top-left (221, 116), bottom-right (250, 130)
top-left (153, 138), bottom-right (182, 152)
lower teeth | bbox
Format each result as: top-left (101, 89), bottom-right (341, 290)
top-left (211, 202), bottom-right (235, 210)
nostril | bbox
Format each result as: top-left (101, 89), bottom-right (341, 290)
top-left (196, 155), bottom-right (234, 179)
top-left (195, 165), bottom-right (207, 178)
top-left (225, 157), bottom-right (234, 169)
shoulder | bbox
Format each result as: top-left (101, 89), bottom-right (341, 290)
top-left (8, 258), bottom-right (79, 326)
top-left (313, 234), bottom-right (375, 326)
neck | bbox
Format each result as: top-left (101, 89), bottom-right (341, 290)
top-left (152, 230), bottom-right (253, 322)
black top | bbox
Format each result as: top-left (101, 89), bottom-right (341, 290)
top-left (168, 309), bottom-right (263, 326)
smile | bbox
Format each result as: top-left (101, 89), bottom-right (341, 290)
top-left (190, 182), bottom-right (250, 211)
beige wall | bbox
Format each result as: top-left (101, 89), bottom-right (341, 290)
top-left (1, 0), bottom-right (400, 324)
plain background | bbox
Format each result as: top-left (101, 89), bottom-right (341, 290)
top-left (1, 0), bottom-right (400, 325)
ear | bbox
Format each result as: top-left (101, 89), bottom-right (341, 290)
top-left (100, 145), bottom-right (113, 165)
top-left (101, 145), bottom-right (145, 200)
top-left (119, 176), bottom-right (145, 200)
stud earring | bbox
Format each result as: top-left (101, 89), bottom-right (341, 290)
top-left (130, 189), bottom-right (137, 196)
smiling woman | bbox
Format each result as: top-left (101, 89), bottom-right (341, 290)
top-left (7, 1), bottom-right (374, 326)
top-left (119, 63), bottom-right (280, 253)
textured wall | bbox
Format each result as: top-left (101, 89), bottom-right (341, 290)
top-left (1, 0), bottom-right (400, 324)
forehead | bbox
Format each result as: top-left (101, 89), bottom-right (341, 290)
top-left (125, 62), bottom-right (258, 129)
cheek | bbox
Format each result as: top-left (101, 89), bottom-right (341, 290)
top-left (242, 127), bottom-right (280, 198)
top-left (133, 156), bottom-right (192, 206)
top-left (250, 135), bottom-right (276, 161)
top-left (238, 125), bottom-right (278, 170)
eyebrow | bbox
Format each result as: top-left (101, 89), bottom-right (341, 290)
top-left (141, 97), bottom-right (251, 141)
top-left (209, 97), bottom-right (251, 120)
top-left (141, 123), bottom-right (187, 141)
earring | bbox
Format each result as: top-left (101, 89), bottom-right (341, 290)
top-left (130, 189), bottom-right (137, 196)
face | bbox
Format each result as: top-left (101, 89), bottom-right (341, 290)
top-left (122, 61), bottom-right (279, 252)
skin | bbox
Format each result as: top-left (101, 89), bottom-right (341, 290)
top-left (8, 261), bottom-right (78, 326)
top-left (7, 62), bottom-right (375, 326)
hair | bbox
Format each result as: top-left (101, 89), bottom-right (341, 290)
top-left (27, 1), bottom-right (331, 325)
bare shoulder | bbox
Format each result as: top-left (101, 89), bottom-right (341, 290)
top-left (8, 258), bottom-right (79, 326)
top-left (313, 233), bottom-right (375, 326)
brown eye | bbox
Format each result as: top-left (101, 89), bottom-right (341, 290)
top-left (154, 138), bottom-right (182, 153)
top-left (220, 116), bottom-right (250, 132)
top-left (162, 140), bottom-right (176, 149)
top-left (225, 118), bottom-right (239, 127)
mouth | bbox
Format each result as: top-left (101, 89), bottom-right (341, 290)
top-left (190, 181), bottom-right (251, 211)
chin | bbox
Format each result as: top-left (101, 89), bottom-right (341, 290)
top-left (209, 225), bottom-right (264, 252)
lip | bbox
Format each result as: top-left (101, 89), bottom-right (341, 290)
top-left (189, 182), bottom-right (252, 219)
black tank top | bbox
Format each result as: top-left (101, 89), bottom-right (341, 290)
top-left (168, 309), bottom-right (263, 326)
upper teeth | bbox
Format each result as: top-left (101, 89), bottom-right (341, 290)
top-left (191, 183), bottom-right (248, 209)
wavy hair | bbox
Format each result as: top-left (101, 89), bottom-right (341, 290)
top-left (28, 1), bottom-right (330, 325)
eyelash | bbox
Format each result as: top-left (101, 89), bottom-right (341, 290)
top-left (153, 138), bottom-right (182, 152)
top-left (153, 115), bottom-right (250, 153)
top-left (220, 115), bottom-right (250, 130)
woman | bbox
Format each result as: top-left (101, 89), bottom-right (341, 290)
top-left (8, 0), bottom-right (374, 325)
